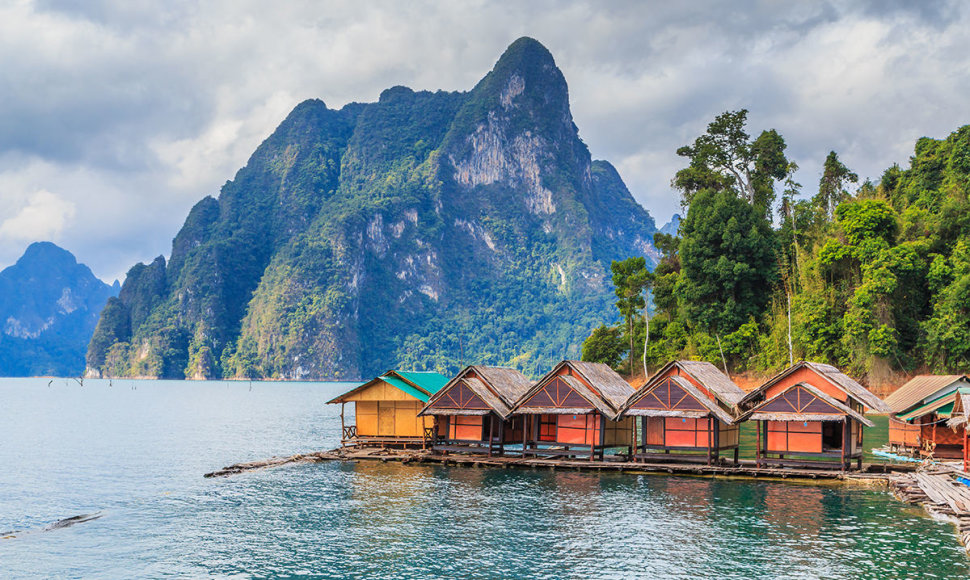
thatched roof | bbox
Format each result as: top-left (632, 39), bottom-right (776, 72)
top-left (947, 389), bottom-right (970, 430)
top-left (620, 375), bottom-right (735, 424)
top-left (739, 361), bottom-right (890, 413)
top-left (739, 382), bottom-right (874, 427)
top-left (419, 365), bottom-right (533, 419)
top-left (884, 375), bottom-right (969, 415)
top-left (511, 360), bottom-right (634, 419)
top-left (568, 360), bottom-right (636, 411)
top-left (646, 360), bottom-right (746, 407)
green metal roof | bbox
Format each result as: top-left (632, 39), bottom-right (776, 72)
top-left (380, 376), bottom-right (434, 402)
top-left (326, 370), bottom-right (451, 404)
top-left (898, 394), bottom-right (956, 422)
top-left (392, 371), bottom-right (450, 398)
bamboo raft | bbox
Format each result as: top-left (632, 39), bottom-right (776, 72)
top-left (889, 467), bottom-right (970, 552)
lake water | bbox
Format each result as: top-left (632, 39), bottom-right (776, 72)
top-left (1, 378), bottom-right (967, 579)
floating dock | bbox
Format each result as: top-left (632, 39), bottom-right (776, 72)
top-left (204, 446), bottom-right (908, 480)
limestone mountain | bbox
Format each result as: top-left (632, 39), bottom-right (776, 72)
top-left (87, 37), bottom-right (658, 380)
top-left (0, 242), bottom-right (118, 376)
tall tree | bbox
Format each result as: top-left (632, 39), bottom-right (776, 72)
top-left (611, 257), bottom-right (651, 374)
top-left (815, 151), bottom-right (858, 221)
top-left (676, 190), bottom-right (778, 336)
top-left (673, 109), bottom-right (789, 215)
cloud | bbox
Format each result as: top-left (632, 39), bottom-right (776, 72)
top-left (0, 189), bottom-right (75, 242)
top-left (0, 0), bottom-right (968, 279)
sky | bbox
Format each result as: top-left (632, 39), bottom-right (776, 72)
top-left (1, 0), bottom-right (968, 282)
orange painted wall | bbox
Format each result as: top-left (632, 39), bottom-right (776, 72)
top-left (450, 415), bottom-right (484, 441)
top-left (764, 367), bottom-right (847, 402)
top-left (557, 414), bottom-right (601, 445)
top-left (766, 421), bottom-right (823, 453)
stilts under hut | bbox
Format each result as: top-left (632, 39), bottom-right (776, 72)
top-left (617, 360), bottom-right (745, 465)
top-left (417, 365), bottom-right (533, 456)
top-left (884, 375), bottom-right (970, 457)
top-left (510, 360), bottom-right (635, 461)
top-left (327, 370), bottom-right (450, 447)
top-left (738, 361), bottom-right (890, 470)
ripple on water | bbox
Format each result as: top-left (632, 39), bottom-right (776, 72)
top-left (0, 379), bottom-right (968, 579)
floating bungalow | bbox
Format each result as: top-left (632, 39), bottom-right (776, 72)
top-left (510, 360), bottom-right (635, 460)
top-left (618, 360), bottom-right (745, 465)
top-left (739, 361), bottom-right (890, 470)
top-left (418, 365), bottom-right (533, 456)
top-left (327, 370), bottom-right (450, 447)
top-left (884, 375), bottom-right (970, 457)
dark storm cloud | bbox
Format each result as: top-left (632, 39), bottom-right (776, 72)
top-left (0, 0), bottom-right (967, 280)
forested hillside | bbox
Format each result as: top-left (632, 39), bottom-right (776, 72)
top-left (86, 38), bottom-right (658, 380)
top-left (584, 112), bottom-right (970, 387)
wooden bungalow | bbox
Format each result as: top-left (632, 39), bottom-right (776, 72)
top-left (417, 365), bottom-right (533, 456)
top-left (617, 360), bottom-right (745, 465)
top-left (738, 361), bottom-right (890, 470)
top-left (510, 360), bottom-right (635, 461)
top-left (327, 370), bottom-right (450, 447)
top-left (946, 388), bottom-right (970, 471)
top-left (884, 375), bottom-right (970, 456)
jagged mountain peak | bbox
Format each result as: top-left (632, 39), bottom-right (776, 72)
top-left (87, 39), bottom-right (657, 381)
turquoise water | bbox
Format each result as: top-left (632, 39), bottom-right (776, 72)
top-left (1, 378), bottom-right (967, 579)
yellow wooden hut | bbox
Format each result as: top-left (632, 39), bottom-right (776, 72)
top-left (328, 370), bottom-right (450, 447)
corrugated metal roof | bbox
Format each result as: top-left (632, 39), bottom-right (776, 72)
top-left (326, 369), bottom-right (449, 404)
top-left (381, 376), bottom-right (435, 403)
top-left (884, 375), bottom-right (969, 415)
top-left (394, 371), bottom-right (451, 395)
top-left (898, 391), bottom-right (958, 422)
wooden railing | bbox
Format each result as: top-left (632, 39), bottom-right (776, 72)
top-left (342, 426), bottom-right (357, 441)
top-left (889, 419), bottom-right (920, 448)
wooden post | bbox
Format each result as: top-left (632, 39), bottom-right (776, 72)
top-left (707, 417), bottom-right (713, 466)
top-left (756, 420), bottom-right (762, 468)
top-left (588, 414), bottom-right (595, 462)
top-left (599, 414), bottom-right (606, 461)
top-left (631, 415), bottom-right (638, 462)
top-left (712, 417), bottom-right (720, 465)
top-left (340, 402), bottom-right (346, 443)
top-left (523, 415), bottom-right (529, 456)
top-left (841, 420), bottom-right (848, 471)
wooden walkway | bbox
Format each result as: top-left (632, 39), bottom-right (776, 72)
top-left (204, 447), bottom-right (907, 480)
top-left (889, 467), bottom-right (970, 552)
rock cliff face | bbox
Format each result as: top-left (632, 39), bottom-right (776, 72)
top-left (87, 37), bottom-right (658, 380)
top-left (0, 242), bottom-right (118, 376)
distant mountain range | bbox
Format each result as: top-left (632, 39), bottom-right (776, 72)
top-left (659, 214), bottom-right (681, 236)
top-left (0, 242), bottom-right (118, 376)
top-left (85, 37), bottom-right (661, 381)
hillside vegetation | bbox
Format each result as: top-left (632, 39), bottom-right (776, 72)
top-left (585, 112), bottom-right (970, 387)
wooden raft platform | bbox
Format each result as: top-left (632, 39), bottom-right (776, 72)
top-left (889, 467), bottom-right (970, 552)
top-left (204, 447), bottom-right (909, 480)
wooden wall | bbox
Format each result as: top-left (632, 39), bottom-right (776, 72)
top-left (347, 380), bottom-right (433, 437)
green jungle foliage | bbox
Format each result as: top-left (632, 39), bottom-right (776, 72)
top-left (87, 37), bottom-right (657, 380)
top-left (583, 114), bottom-right (970, 384)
